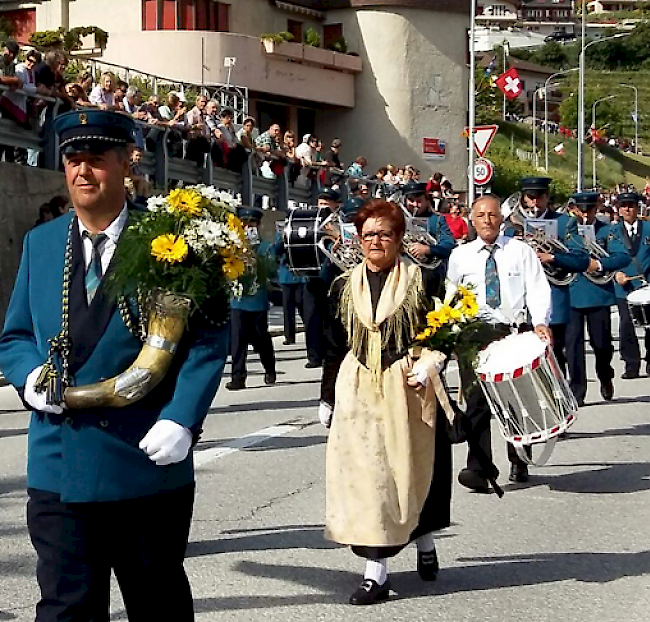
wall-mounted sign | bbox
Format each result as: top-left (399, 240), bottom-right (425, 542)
top-left (423, 138), bottom-right (447, 160)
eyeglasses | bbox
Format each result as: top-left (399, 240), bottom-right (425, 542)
top-left (361, 232), bottom-right (394, 243)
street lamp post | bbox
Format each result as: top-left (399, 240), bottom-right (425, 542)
top-left (468, 0), bottom-right (476, 207)
top-left (618, 83), bottom-right (639, 154)
top-left (544, 68), bottom-right (578, 171)
top-left (578, 31), bottom-right (630, 191)
top-left (591, 95), bottom-right (617, 190)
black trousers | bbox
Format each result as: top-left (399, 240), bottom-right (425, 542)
top-left (281, 283), bottom-right (304, 344)
top-left (27, 485), bottom-right (195, 622)
top-left (303, 279), bottom-right (326, 365)
top-left (566, 306), bottom-right (614, 402)
top-left (551, 324), bottom-right (567, 376)
top-left (230, 309), bottom-right (275, 382)
top-left (617, 298), bottom-right (650, 373)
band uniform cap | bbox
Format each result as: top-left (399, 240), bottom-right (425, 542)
top-left (402, 181), bottom-right (428, 197)
top-left (572, 192), bottom-right (600, 210)
top-left (54, 110), bottom-right (136, 154)
top-left (520, 177), bottom-right (552, 192)
top-left (318, 187), bottom-right (341, 202)
top-left (237, 206), bottom-right (264, 222)
top-left (616, 191), bottom-right (641, 205)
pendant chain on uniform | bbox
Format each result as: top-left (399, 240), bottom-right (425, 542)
top-left (34, 218), bottom-right (147, 404)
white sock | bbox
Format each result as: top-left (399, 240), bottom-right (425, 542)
top-left (364, 559), bottom-right (388, 585)
top-left (416, 532), bottom-right (436, 553)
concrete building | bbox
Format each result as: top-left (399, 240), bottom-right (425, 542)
top-left (0, 0), bottom-right (471, 188)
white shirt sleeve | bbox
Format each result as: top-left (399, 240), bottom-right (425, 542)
top-left (522, 243), bottom-right (552, 326)
top-left (446, 247), bottom-right (463, 286)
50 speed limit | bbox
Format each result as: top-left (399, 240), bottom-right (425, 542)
top-left (474, 158), bottom-right (494, 186)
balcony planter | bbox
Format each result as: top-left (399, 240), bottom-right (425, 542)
top-left (303, 46), bottom-right (335, 68)
top-left (333, 52), bottom-right (362, 73)
top-left (262, 40), bottom-right (304, 61)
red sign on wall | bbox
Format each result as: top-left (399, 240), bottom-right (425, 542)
top-left (423, 138), bottom-right (447, 160)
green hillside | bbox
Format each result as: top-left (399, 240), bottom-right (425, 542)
top-left (485, 120), bottom-right (650, 201)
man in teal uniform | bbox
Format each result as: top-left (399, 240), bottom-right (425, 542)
top-left (612, 192), bottom-right (650, 378)
top-left (0, 110), bottom-right (230, 621)
top-left (226, 206), bottom-right (277, 390)
top-left (401, 181), bottom-right (456, 273)
top-left (516, 177), bottom-right (590, 374)
top-left (566, 193), bottom-right (630, 405)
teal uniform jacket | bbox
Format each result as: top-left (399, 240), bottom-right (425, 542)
top-left (274, 231), bottom-right (307, 286)
top-left (0, 212), bottom-right (230, 503)
top-left (611, 219), bottom-right (650, 300)
top-left (505, 212), bottom-right (589, 325)
top-left (569, 221), bottom-right (631, 309)
top-left (231, 240), bottom-right (275, 312)
top-left (426, 213), bottom-right (456, 264)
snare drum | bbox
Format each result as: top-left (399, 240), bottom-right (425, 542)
top-left (627, 285), bottom-right (650, 327)
top-left (476, 332), bottom-right (578, 466)
top-left (283, 208), bottom-right (329, 277)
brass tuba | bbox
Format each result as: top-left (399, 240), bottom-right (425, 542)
top-left (581, 237), bottom-right (616, 285)
top-left (64, 290), bottom-right (192, 409)
top-left (501, 193), bottom-right (577, 287)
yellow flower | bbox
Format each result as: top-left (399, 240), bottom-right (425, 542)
top-left (460, 290), bottom-right (479, 319)
top-left (151, 234), bottom-right (189, 263)
top-left (426, 310), bottom-right (444, 330)
top-left (221, 251), bottom-right (246, 281)
top-left (168, 189), bottom-right (203, 217)
top-left (437, 305), bottom-right (454, 325)
top-left (227, 212), bottom-right (247, 243)
top-left (416, 327), bottom-right (434, 341)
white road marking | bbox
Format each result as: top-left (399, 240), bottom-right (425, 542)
top-left (194, 421), bottom-right (306, 468)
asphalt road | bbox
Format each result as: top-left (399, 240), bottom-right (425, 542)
top-left (1, 326), bottom-right (649, 621)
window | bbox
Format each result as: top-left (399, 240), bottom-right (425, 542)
top-left (323, 23), bottom-right (343, 50)
top-left (142, 0), bottom-right (229, 32)
top-left (288, 20), bottom-right (303, 43)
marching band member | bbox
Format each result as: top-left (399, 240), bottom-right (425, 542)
top-left (509, 177), bottom-right (590, 374)
top-left (320, 200), bottom-right (453, 606)
top-left (401, 181), bottom-right (456, 274)
top-left (566, 193), bottom-right (630, 405)
top-left (227, 207), bottom-right (277, 389)
top-left (0, 110), bottom-right (230, 621)
top-left (449, 195), bottom-right (552, 487)
top-left (612, 192), bottom-right (650, 379)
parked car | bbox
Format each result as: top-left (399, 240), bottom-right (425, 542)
top-left (545, 31), bottom-right (576, 42)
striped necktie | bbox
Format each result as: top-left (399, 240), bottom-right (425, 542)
top-left (484, 243), bottom-right (501, 309)
top-left (84, 231), bottom-right (107, 304)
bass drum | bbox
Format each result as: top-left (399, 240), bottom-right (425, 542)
top-left (283, 208), bottom-right (329, 277)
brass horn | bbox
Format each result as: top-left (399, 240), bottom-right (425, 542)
top-left (64, 291), bottom-right (192, 409)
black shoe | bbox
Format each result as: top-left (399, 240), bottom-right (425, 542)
top-left (577, 397), bottom-right (585, 407)
top-left (225, 379), bottom-right (246, 391)
top-left (509, 463), bottom-right (529, 483)
top-left (417, 548), bottom-right (439, 581)
top-left (264, 372), bottom-right (276, 385)
top-left (621, 370), bottom-right (639, 379)
top-left (305, 361), bottom-right (322, 369)
top-left (458, 468), bottom-right (490, 493)
top-left (283, 339), bottom-right (295, 345)
top-left (348, 579), bottom-right (390, 606)
top-left (600, 379), bottom-right (614, 401)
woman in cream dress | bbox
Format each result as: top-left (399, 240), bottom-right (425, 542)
top-left (320, 199), bottom-right (455, 605)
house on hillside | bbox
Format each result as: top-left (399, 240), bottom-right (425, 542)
top-left (520, 0), bottom-right (577, 37)
top-left (0, 0), bottom-right (472, 188)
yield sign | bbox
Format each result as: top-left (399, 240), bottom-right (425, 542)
top-left (465, 125), bottom-right (498, 157)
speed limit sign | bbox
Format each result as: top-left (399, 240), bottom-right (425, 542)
top-left (474, 158), bottom-right (494, 186)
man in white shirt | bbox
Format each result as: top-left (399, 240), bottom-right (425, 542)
top-left (447, 195), bottom-right (552, 488)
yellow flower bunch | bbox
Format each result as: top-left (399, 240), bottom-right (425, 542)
top-left (227, 212), bottom-right (247, 244)
top-left (168, 189), bottom-right (203, 217)
top-left (221, 250), bottom-right (246, 281)
top-left (151, 234), bottom-right (189, 263)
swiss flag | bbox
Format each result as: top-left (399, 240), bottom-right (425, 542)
top-left (495, 67), bottom-right (523, 100)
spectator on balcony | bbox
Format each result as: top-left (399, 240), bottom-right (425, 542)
top-left (323, 138), bottom-right (343, 172)
top-left (159, 91), bottom-right (187, 123)
top-left (444, 203), bottom-right (468, 242)
top-left (64, 84), bottom-right (90, 107)
top-left (283, 130), bottom-right (300, 183)
top-left (204, 99), bottom-right (225, 167)
top-left (0, 41), bottom-right (23, 162)
top-left (346, 156), bottom-right (367, 180)
top-left (123, 86), bottom-right (148, 149)
top-left (185, 94), bottom-right (211, 166)
top-left (237, 117), bottom-right (257, 152)
top-left (75, 72), bottom-right (93, 97)
top-left (295, 134), bottom-right (317, 167)
top-left (255, 123), bottom-right (284, 160)
top-left (3, 49), bottom-right (45, 128)
top-left (89, 72), bottom-right (119, 110)
top-left (219, 108), bottom-right (247, 172)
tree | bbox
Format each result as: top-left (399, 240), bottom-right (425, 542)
top-left (535, 41), bottom-right (570, 70)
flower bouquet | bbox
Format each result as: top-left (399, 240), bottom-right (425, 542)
top-left (66, 186), bottom-right (256, 409)
top-left (414, 282), bottom-right (491, 373)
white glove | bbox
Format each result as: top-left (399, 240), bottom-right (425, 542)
top-left (139, 420), bottom-right (192, 466)
top-left (24, 366), bottom-right (64, 415)
top-left (318, 401), bottom-right (333, 428)
top-left (408, 352), bottom-right (447, 388)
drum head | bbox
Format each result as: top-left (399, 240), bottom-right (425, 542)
top-left (627, 285), bottom-right (650, 304)
top-left (284, 207), bottom-right (329, 275)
